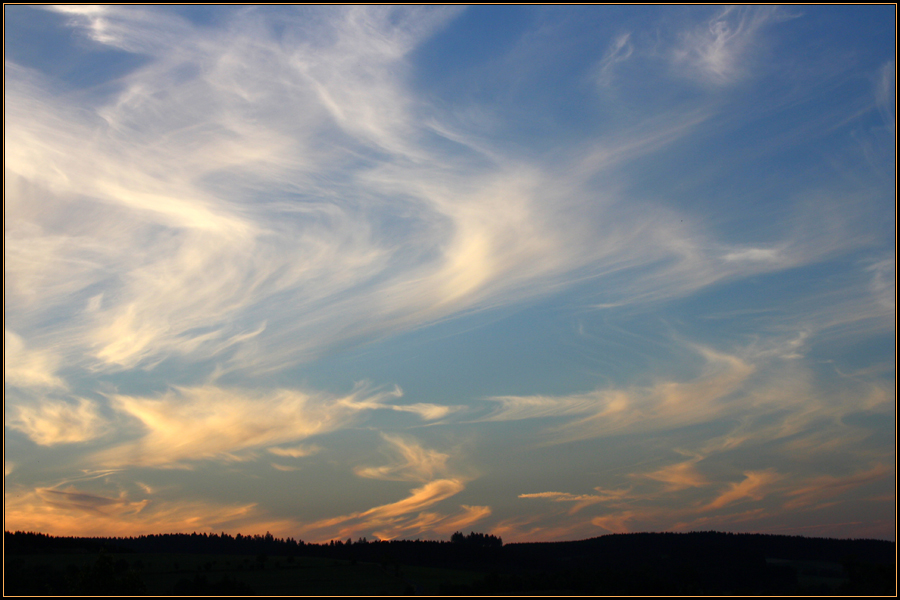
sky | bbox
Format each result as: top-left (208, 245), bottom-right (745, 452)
top-left (4, 5), bottom-right (895, 543)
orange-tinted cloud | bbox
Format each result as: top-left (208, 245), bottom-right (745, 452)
top-left (639, 459), bottom-right (709, 491)
top-left (301, 478), bottom-right (474, 541)
top-left (267, 444), bottom-right (321, 458)
top-left (702, 470), bottom-right (783, 511)
top-left (3, 485), bottom-right (280, 538)
top-left (519, 488), bottom-right (631, 514)
top-left (591, 511), bottom-right (637, 534)
top-left (90, 384), bottom-right (441, 468)
top-left (431, 505), bottom-right (493, 535)
top-left (782, 464), bottom-right (893, 510)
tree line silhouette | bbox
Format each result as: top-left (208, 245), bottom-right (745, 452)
top-left (5, 530), bottom-right (894, 595)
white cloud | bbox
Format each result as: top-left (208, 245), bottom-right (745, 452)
top-left (4, 330), bottom-right (66, 389)
top-left (46, 5), bottom-right (193, 55)
top-left (875, 61), bottom-right (895, 133)
top-left (597, 32), bottom-right (633, 85)
top-left (288, 6), bottom-right (462, 158)
top-left (670, 6), bottom-right (785, 85)
top-left (7, 398), bottom-right (108, 446)
top-left (866, 257), bottom-right (895, 312)
top-left (722, 247), bottom-right (784, 263)
top-left (7, 5), bottom-right (865, 385)
top-left (0, 8), bottom-right (655, 381)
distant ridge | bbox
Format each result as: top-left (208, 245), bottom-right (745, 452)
top-left (509, 530), bottom-right (895, 562)
top-left (5, 529), bottom-right (895, 560)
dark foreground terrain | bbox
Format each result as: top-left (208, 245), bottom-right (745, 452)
top-left (5, 530), bottom-right (895, 595)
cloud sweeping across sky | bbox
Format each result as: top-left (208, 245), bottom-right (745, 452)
top-left (4, 5), bottom-right (895, 542)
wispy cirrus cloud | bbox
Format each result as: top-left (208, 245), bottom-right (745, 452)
top-left (519, 488), bottom-right (631, 515)
top-left (302, 434), bottom-right (485, 541)
top-left (596, 32), bottom-right (633, 85)
top-left (480, 326), bottom-right (893, 451)
top-left (267, 444), bottom-right (321, 459)
top-left (702, 470), bottom-right (783, 511)
top-left (7, 398), bottom-right (108, 446)
top-left (670, 6), bottom-right (788, 85)
top-left (4, 330), bottom-right (66, 390)
top-left (47, 5), bottom-right (192, 55)
top-left (511, 460), bottom-right (892, 540)
top-left (302, 478), bottom-right (475, 542)
top-left (4, 484), bottom-right (278, 537)
top-left (4, 6), bottom-right (893, 543)
top-left (90, 384), bottom-right (440, 468)
top-left (874, 61), bottom-right (895, 133)
top-left (268, 443), bottom-right (322, 471)
top-left (866, 257), bottom-right (895, 312)
top-left (481, 343), bottom-right (755, 443)
top-left (6, 5), bottom-right (854, 384)
top-left (782, 464), bottom-right (894, 511)
top-left (481, 326), bottom-right (893, 539)
top-left (638, 459), bottom-right (709, 492)
top-left (37, 486), bottom-right (149, 516)
top-left (355, 434), bottom-right (451, 482)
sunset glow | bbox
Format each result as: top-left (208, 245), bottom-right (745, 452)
top-left (5, 5), bottom-right (894, 542)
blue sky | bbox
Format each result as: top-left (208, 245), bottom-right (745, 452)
top-left (4, 5), bottom-right (895, 542)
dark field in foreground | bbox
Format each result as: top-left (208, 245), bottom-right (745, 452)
top-left (5, 530), bottom-right (895, 595)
